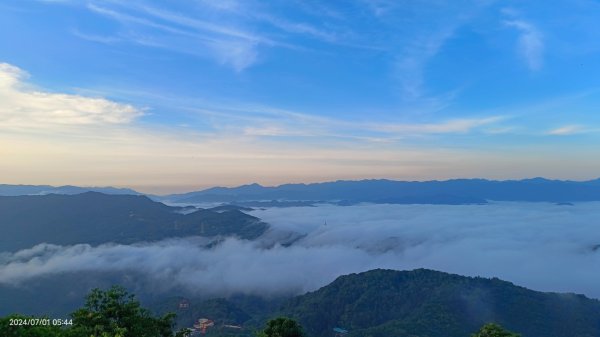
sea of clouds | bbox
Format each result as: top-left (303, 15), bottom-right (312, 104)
top-left (1, 202), bottom-right (599, 298)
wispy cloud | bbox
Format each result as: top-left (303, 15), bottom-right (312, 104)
top-left (182, 0), bottom-right (345, 44)
top-left (188, 102), bottom-right (506, 140)
top-left (78, 1), bottom-right (358, 71)
top-left (547, 125), bottom-right (585, 135)
top-left (394, 29), bottom-right (456, 100)
top-left (195, 0), bottom-right (242, 12)
top-left (71, 29), bottom-right (122, 44)
top-left (504, 17), bottom-right (544, 71)
top-left (73, 0), bottom-right (470, 73)
top-left (136, 4), bottom-right (269, 44)
top-left (86, 3), bottom-right (194, 37)
top-left (359, 0), bottom-right (397, 17)
top-left (84, 2), bottom-right (264, 71)
top-left (291, 1), bottom-right (346, 20)
top-left (372, 116), bottom-right (505, 135)
top-left (388, 1), bottom-right (495, 105)
top-left (256, 14), bottom-right (338, 43)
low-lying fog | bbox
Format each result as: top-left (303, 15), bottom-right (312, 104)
top-left (1, 202), bottom-right (600, 298)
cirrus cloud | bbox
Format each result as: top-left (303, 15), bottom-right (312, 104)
top-left (547, 125), bottom-right (585, 136)
top-left (504, 18), bottom-right (544, 71)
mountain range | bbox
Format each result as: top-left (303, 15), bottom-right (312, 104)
top-left (162, 178), bottom-right (600, 205)
top-left (0, 184), bottom-right (141, 196)
top-left (4, 178), bottom-right (600, 205)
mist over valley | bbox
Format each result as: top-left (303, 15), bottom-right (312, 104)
top-left (2, 184), bottom-right (600, 318)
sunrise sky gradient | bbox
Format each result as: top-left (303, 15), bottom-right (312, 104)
top-left (1, 0), bottom-right (600, 193)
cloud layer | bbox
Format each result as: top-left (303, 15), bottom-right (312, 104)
top-left (1, 203), bottom-right (599, 299)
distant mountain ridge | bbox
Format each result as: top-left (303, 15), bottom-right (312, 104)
top-left (5, 178), bottom-right (600, 205)
top-left (0, 184), bottom-right (141, 196)
top-left (0, 192), bottom-right (268, 252)
top-left (163, 178), bottom-right (600, 204)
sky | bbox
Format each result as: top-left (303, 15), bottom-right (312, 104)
top-left (2, 0), bottom-right (600, 193)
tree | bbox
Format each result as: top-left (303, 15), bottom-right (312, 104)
top-left (472, 323), bottom-right (521, 337)
top-left (257, 317), bottom-right (306, 337)
top-left (67, 285), bottom-right (179, 337)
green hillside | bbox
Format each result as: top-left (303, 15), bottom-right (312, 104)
top-left (3, 269), bottom-right (600, 337)
top-left (280, 269), bottom-right (600, 337)
top-left (151, 269), bottom-right (600, 337)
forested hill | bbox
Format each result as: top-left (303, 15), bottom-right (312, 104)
top-left (0, 192), bottom-right (267, 252)
top-left (279, 269), bottom-right (600, 337)
top-left (4, 268), bottom-right (600, 336)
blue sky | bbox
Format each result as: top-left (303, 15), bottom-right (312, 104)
top-left (1, 0), bottom-right (600, 193)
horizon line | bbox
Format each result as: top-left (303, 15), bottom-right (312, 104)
top-left (2, 175), bottom-right (600, 196)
